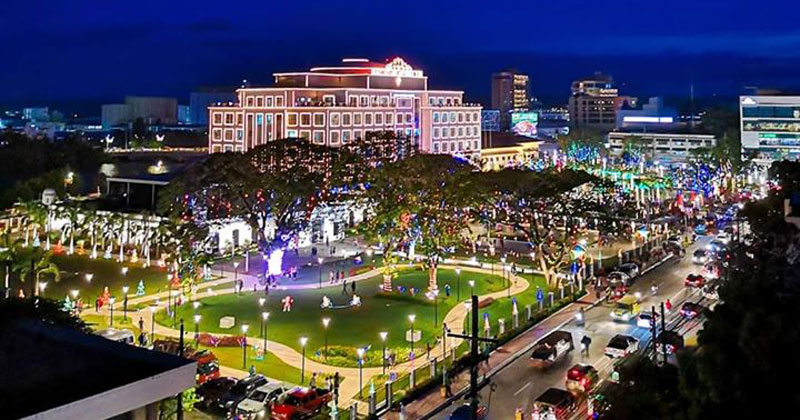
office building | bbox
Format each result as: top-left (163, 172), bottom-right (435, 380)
top-left (607, 130), bottom-right (716, 163)
top-left (740, 95), bottom-right (800, 163)
top-left (178, 105), bottom-right (191, 124)
top-left (190, 87), bottom-right (237, 126)
top-left (101, 96), bottom-right (178, 129)
top-left (568, 73), bottom-right (635, 131)
top-left (491, 71), bottom-right (530, 130)
top-left (616, 97), bottom-right (678, 129)
top-left (23, 107), bottom-right (49, 122)
top-left (208, 57), bottom-right (482, 161)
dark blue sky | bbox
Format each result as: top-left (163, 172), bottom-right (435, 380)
top-left (4, 0), bottom-right (800, 113)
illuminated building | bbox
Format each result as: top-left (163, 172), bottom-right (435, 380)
top-left (491, 71), bottom-right (530, 130)
top-left (479, 132), bottom-right (540, 170)
top-left (568, 73), bottom-right (636, 131)
top-left (740, 95), bottom-right (800, 163)
top-left (607, 130), bottom-right (715, 163)
top-left (208, 57), bottom-right (482, 162)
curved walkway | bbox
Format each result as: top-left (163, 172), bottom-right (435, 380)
top-left (88, 264), bottom-right (532, 411)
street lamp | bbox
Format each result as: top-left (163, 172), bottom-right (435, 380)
top-left (258, 297), bottom-right (266, 308)
top-left (122, 286), bottom-right (129, 321)
top-left (39, 281), bottom-right (48, 297)
top-left (261, 312), bottom-right (270, 353)
top-left (380, 331), bottom-right (388, 374)
top-left (193, 301), bottom-right (200, 311)
top-left (85, 273), bottom-right (93, 283)
top-left (241, 324), bottom-right (249, 369)
top-left (233, 262), bottom-right (240, 294)
top-left (70, 290), bottom-right (79, 300)
top-left (464, 301), bottom-right (472, 332)
top-left (408, 314), bottom-right (417, 354)
top-left (322, 317), bottom-right (331, 361)
top-left (317, 257), bottom-right (324, 289)
top-left (300, 336), bottom-right (308, 383)
top-left (468, 280), bottom-right (475, 297)
top-left (357, 348), bottom-right (365, 398)
top-left (428, 290), bottom-right (439, 327)
top-left (109, 297), bottom-right (116, 327)
top-left (193, 314), bottom-right (201, 345)
top-left (455, 267), bottom-right (462, 301)
top-left (121, 267), bottom-right (128, 276)
top-left (149, 305), bottom-right (157, 344)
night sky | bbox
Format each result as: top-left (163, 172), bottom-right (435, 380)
top-left (4, 0), bottom-right (800, 113)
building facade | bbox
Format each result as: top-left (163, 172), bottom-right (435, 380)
top-left (740, 95), bottom-right (800, 163)
top-left (491, 71), bottom-right (530, 130)
top-left (568, 73), bottom-right (635, 131)
top-left (190, 87), bottom-right (237, 125)
top-left (102, 96), bottom-right (178, 129)
top-left (607, 130), bottom-right (716, 163)
top-left (208, 57), bottom-right (482, 161)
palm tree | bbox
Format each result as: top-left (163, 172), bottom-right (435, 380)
top-left (14, 248), bottom-right (60, 297)
top-left (16, 201), bottom-right (46, 248)
top-left (59, 205), bottom-right (82, 255)
top-left (0, 231), bottom-right (22, 298)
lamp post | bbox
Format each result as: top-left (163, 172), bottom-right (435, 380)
top-left (322, 317), bottom-right (331, 361)
top-left (428, 290), bottom-right (439, 327)
top-left (149, 305), bottom-right (157, 344)
top-left (241, 324), bottom-right (249, 369)
top-left (455, 267), bottom-right (461, 301)
top-left (233, 262), bottom-right (240, 294)
top-left (464, 301), bottom-right (472, 332)
top-left (468, 280), bottom-right (475, 297)
top-left (408, 314), bottom-right (416, 354)
top-left (85, 273), bottom-right (93, 283)
top-left (39, 281), bottom-right (47, 297)
top-left (300, 336), bottom-right (308, 383)
top-left (122, 286), bottom-right (129, 321)
top-left (380, 331), bottom-right (388, 375)
top-left (261, 312), bottom-right (269, 353)
top-left (357, 348), bottom-right (365, 398)
top-left (317, 257), bottom-right (324, 289)
top-left (193, 314), bottom-right (201, 346)
top-left (109, 297), bottom-right (116, 327)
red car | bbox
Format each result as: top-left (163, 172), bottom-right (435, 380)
top-left (684, 274), bottom-right (706, 288)
top-left (608, 285), bottom-right (628, 301)
top-left (271, 387), bottom-right (332, 420)
top-left (566, 364), bottom-right (598, 393)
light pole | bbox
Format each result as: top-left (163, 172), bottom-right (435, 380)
top-left (149, 305), bottom-right (157, 344)
top-left (39, 281), bottom-right (47, 297)
top-left (468, 280), bottom-right (475, 297)
top-left (408, 314), bottom-right (416, 354)
top-left (464, 301), bottom-right (472, 332)
top-left (85, 273), bottom-right (93, 283)
top-left (233, 262), bottom-right (240, 294)
top-left (261, 312), bottom-right (269, 353)
top-left (193, 314), bottom-right (201, 346)
top-left (428, 290), bottom-right (439, 327)
top-left (455, 267), bottom-right (461, 301)
top-left (109, 297), bottom-right (116, 327)
top-left (317, 257), bottom-right (324, 289)
top-left (380, 331), bottom-right (388, 375)
top-left (241, 324), bottom-right (249, 369)
top-left (122, 286), bottom-right (129, 321)
top-left (322, 317), bottom-right (331, 361)
top-left (357, 348), bottom-right (365, 398)
top-left (300, 336), bottom-right (308, 383)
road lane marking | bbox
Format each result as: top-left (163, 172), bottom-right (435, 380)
top-left (514, 381), bottom-right (531, 396)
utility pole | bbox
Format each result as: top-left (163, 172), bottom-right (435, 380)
top-left (447, 295), bottom-right (498, 420)
top-left (660, 302), bottom-right (667, 358)
top-left (650, 306), bottom-right (658, 364)
top-left (177, 319), bottom-right (184, 420)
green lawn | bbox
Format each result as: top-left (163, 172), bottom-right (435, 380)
top-left (462, 273), bottom-right (552, 337)
top-left (158, 267), bottom-right (507, 367)
top-left (201, 344), bottom-right (310, 387)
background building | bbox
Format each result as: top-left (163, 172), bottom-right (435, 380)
top-left (22, 107), bottom-right (49, 122)
top-left (190, 87), bottom-right (237, 125)
top-left (568, 73), bottom-right (636, 131)
top-left (481, 110), bottom-right (501, 132)
top-left (607, 130), bottom-right (716, 163)
top-left (491, 71), bottom-right (530, 130)
top-left (101, 96), bottom-right (178, 129)
top-left (740, 95), bottom-right (800, 163)
top-left (208, 57), bottom-right (482, 162)
top-left (479, 132), bottom-right (540, 171)
top-left (616, 97), bottom-right (677, 129)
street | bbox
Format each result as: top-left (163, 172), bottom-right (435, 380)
top-left (432, 236), bottom-right (712, 419)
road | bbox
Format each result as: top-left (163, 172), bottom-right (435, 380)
top-left (432, 237), bottom-right (713, 419)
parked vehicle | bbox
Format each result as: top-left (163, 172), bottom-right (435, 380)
top-left (565, 364), bottom-right (598, 393)
top-left (684, 274), bottom-right (706, 288)
top-left (637, 311), bottom-right (659, 329)
top-left (692, 249), bottom-right (708, 265)
top-left (604, 334), bottom-right (639, 358)
top-left (607, 271), bottom-right (631, 287)
top-left (703, 282), bottom-right (720, 300)
top-left (153, 339), bottom-right (220, 384)
top-left (617, 263), bottom-right (640, 280)
top-left (235, 382), bottom-right (291, 419)
top-left (530, 331), bottom-right (574, 367)
top-left (195, 377), bottom-right (237, 409)
top-left (448, 403), bottom-right (488, 420)
top-left (610, 295), bottom-right (641, 322)
top-left (530, 388), bottom-right (577, 420)
top-left (95, 328), bottom-right (134, 345)
top-left (680, 302), bottom-right (705, 320)
top-left (216, 374), bottom-right (268, 412)
top-left (271, 387), bottom-right (332, 420)
top-left (656, 331), bottom-right (684, 355)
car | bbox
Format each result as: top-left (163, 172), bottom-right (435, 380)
top-left (531, 388), bottom-right (577, 420)
top-left (234, 382), bottom-right (291, 419)
top-left (692, 249), bottom-right (708, 265)
top-left (667, 235), bottom-right (683, 247)
top-left (530, 330), bottom-right (574, 367)
top-left (195, 377), bottom-right (237, 409)
top-left (716, 231), bottom-right (731, 244)
top-left (95, 328), bottom-right (135, 345)
top-left (604, 334), bottom-right (639, 358)
top-left (618, 263), bottom-right (640, 280)
top-left (566, 364), bottom-right (599, 393)
top-left (685, 274), bottom-right (706, 288)
top-left (694, 224), bottom-right (707, 235)
top-left (271, 387), bottom-right (332, 420)
top-left (703, 282), bottom-right (720, 300)
top-left (707, 239), bottom-right (726, 252)
top-left (656, 331), bottom-right (685, 355)
top-left (610, 295), bottom-right (641, 322)
top-left (636, 311), bottom-right (659, 329)
top-left (680, 302), bottom-right (705, 319)
top-left (216, 374), bottom-right (268, 412)
top-left (607, 271), bottom-right (631, 287)
top-left (704, 262), bottom-right (721, 279)
top-left (448, 403), bottom-right (488, 420)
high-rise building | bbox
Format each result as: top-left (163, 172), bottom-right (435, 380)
top-left (208, 57), bottom-right (482, 161)
top-left (568, 73), bottom-right (635, 131)
top-left (740, 95), bottom-right (800, 163)
top-left (491, 71), bottom-right (530, 130)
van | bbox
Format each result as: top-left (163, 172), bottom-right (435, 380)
top-left (530, 330), bottom-right (573, 367)
top-left (96, 328), bottom-right (135, 345)
top-left (610, 295), bottom-right (641, 322)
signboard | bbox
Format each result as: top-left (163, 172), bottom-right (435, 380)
top-left (511, 112), bottom-right (539, 137)
top-left (536, 289), bottom-right (544, 302)
top-left (481, 110), bottom-right (500, 132)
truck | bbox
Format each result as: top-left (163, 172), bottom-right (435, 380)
top-left (271, 387), bottom-right (332, 420)
top-left (530, 388), bottom-right (577, 420)
top-left (152, 338), bottom-right (220, 384)
top-left (530, 330), bottom-right (573, 367)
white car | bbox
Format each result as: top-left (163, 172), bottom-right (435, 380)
top-left (604, 334), bottom-right (639, 358)
top-left (235, 382), bottom-right (291, 418)
top-left (716, 232), bottom-right (731, 244)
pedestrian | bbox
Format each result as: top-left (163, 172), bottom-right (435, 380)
top-left (138, 316), bottom-right (144, 332)
top-left (309, 372), bottom-right (317, 389)
top-left (138, 331), bottom-right (147, 347)
top-left (342, 280), bottom-right (348, 296)
top-left (444, 372), bottom-right (453, 397)
top-left (426, 342), bottom-right (431, 360)
top-left (581, 335), bottom-right (592, 356)
top-left (351, 280), bottom-right (356, 294)
top-left (312, 246), bottom-right (317, 257)
top-left (95, 296), bottom-right (100, 312)
top-left (326, 237), bottom-right (330, 248)
top-left (329, 270), bottom-right (335, 284)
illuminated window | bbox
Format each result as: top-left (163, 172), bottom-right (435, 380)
top-left (313, 113), bottom-right (325, 126)
top-left (342, 113), bottom-right (351, 126)
top-left (237, 130), bottom-right (243, 140)
top-left (224, 130), bottom-right (233, 140)
top-left (276, 96), bottom-right (284, 107)
top-left (354, 113), bottom-right (362, 125)
top-left (300, 114), bottom-right (311, 127)
top-left (213, 129), bottom-right (221, 140)
top-left (236, 113), bottom-right (243, 125)
top-left (213, 113), bottom-right (222, 124)
top-left (246, 97), bottom-right (254, 107)
top-left (330, 113), bottom-right (341, 127)
top-left (300, 130), bottom-right (310, 140)
top-left (287, 113), bottom-right (298, 126)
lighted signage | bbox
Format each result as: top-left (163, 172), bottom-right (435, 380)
top-left (371, 57), bottom-right (424, 78)
top-left (511, 112), bottom-right (539, 137)
top-left (482, 110), bottom-right (500, 132)
top-left (623, 116), bottom-right (674, 124)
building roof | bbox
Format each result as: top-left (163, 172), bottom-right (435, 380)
top-left (483, 131), bottom-right (541, 149)
top-left (0, 319), bottom-right (195, 419)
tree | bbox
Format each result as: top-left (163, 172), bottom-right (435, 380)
top-left (0, 297), bottom-right (89, 333)
top-left (13, 248), bottom-right (60, 297)
top-left (0, 231), bottom-right (22, 297)
top-left (58, 205), bottom-right (81, 255)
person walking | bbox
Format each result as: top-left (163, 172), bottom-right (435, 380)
top-left (581, 335), bottom-right (592, 356)
top-left (342, 280), bottom-right (348, 296)
top-left (309, 372), bottom-right (317, 389)
top-left (351, 280), bottom-right (356, 294)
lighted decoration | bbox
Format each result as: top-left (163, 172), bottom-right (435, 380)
top-left (512, 297), bottom-right (519, 316)
top-left (281, 295), bottom-right (294, 312)
top-left (268, 248), bottom-right (284, 276)
top-left (101, 286), bottom-right (111, 305)
top-left (104, 245), bottom-right (112, 259)
top-left (483, 312), bottom-right (491, 336)
top-left (571, 244), bottom-right (586, 260)
top-left (321, 295), bottom-right (332, 309)
top-left (136, 280), bottom-right (146, 296)
top-left (63, 296), bottom-right (73, 312)
top-left (255, 344), bottom-right (264, 361)
top-left (350, 294), bottom-right (362, 307)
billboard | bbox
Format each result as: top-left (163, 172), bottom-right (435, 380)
top-left (481, 110), bottom-right (500, 132)
top-left (511, 112), bottom-right (538, 137)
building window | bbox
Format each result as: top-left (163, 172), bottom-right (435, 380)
top-left (237, 130), bottom-right (243, 140)
top-left (213, 129), bottom-right (221, 140)
top-left (474, 112), bottom-right (479, 121)
top-left (443, 142), bottom-right (448, 152)
top-left (450, 127), bottom-right (456, 137)
top-left (330, 113), bottom-right (341, 127)
top-left (385, 113), bottom-right (393, 124)
top-left (396, 114), bottom-right (402, 124)
top-left (365, 113), bottom-right (372, 126)
top-left (342, 130), bottom-right (351, 144)
top-left (287, 113), bottom-right (298, 126)
top-left (354, 113), bottom-right (362, 125)
top-left (330, 131), bottom-right (340, 145)
top-left (434, 128), bottom-right (440, 139)
top-left (276, 96), bottom-right (284, 107)
top-left (225, 113), bottom-right (234, 125)
top-left (375, 113), bottom-right (383, 125)
top-left (213, 113), bottom-right (222, 124)
top-left (300, 130), bottom-right (310, 141)
top-left (246, 97), bottom-right (254, 107)
top-left (342, 113), bottom-right (351, 126)
top-left (300, 114), bottom-right (311, 127)
top-left (349, 96), bottom-right (358, 107)
top-left (465, 113), bottom-right (471, 122)
top-left (442, 113), bottom-right (448, 123)
top-left (354, 130), bottom-right (362, 140)
top-left (266, 97), bottom-right (274, 107)
top-left (313, 131), bottom-right (325, 144)
top-left (323, 95), bottom-right (335, 105)
top-left (256, 114), bottom-right (263, 125)
top-left (458, 127), bottom-right (464, 137)
top-left (224, 130), bottom-right (233, 141)
top-left (256, 97), bottom-right (263, 107)
top-left (474, 141), bottom-right (478, 149)
top-left (313, 113), bottom-right (325, 126)
top-left (360, 96), bottom-right (369, 106)
top-left (458, 141), bottom-right (463, 151)
top-left (434, 142), bottom-right (439, 152)
top-left (449, 112), bottom-right (456, 121)
top-left (433, 112), bottom-right (440, 123)
top-left (458, 113), bottom-right (464, 123)
top-left (406, 113), bottom-right (412, 123)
